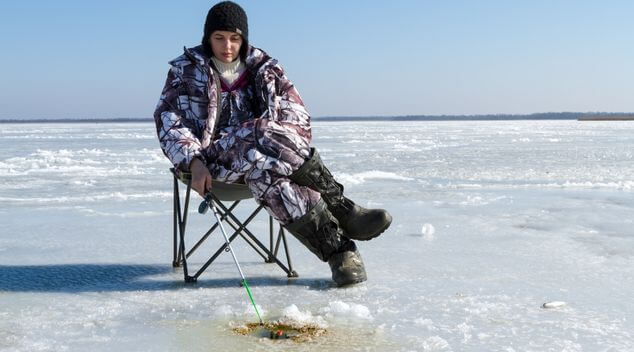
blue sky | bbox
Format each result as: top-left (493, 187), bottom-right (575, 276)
top-left (1, 0), bottom-right (633, 119)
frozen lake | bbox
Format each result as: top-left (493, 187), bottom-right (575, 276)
top-left (1, 120), bottom-right (633, 351)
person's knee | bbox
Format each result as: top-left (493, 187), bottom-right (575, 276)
top-left (254, 119), bottom-right (310, 152)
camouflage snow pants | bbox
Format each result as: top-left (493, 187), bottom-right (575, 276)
top-left (205, 118), bottom-right (320, 225)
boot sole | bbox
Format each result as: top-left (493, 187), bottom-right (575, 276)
top-left (351, 215), bottom-right (392, 241)
top-left (336, 276), bottom-right (367, 287)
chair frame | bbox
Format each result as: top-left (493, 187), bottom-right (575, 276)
top-left (170, 169), bottom-right (298, 282)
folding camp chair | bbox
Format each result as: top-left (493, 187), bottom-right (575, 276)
top-left (170, 168), bottom-right (298, 283)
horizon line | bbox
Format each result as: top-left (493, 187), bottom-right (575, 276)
top-left (1, 112), bottom-right (633, 123)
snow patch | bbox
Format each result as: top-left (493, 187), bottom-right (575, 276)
top-left (78, 209), bottom-right (166, 218)
top-left (241, 304), bottom-right (266, 319)
top-left (278, 305), bottom-right (327, 328)
top-left (0, 191), bottom-right (171, 204)
top-left (212, 305), bottom-right (234, 319)
top-left (421, 335), bottom-right (451, 350)
top-left (335, 170), bottom-right (414, 185)
top-left (319, 300), bottom-right (373, 320)
top-left (414, 317), bottom-right (438, 331)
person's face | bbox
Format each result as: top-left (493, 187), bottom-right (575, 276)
top-left (209, 30), bottom-right (243, 63)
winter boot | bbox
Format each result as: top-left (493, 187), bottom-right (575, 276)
top-left (285, 199), bottom-right (367, 286)
top-left (328, 241), bottom-right (366, 286)
top-left (290, 148), bottom-right (392, 241)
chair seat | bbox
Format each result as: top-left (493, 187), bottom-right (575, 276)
top-left (170, 168), bottom-right (252, 201)
top-left (210, 180), bottom-right (253, 201)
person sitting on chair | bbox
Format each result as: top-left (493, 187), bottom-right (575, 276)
top-left (153, 1), bottom-right (392, 286)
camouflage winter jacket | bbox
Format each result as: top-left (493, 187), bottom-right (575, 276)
top-left (153, 45), bottom-right (311, 171)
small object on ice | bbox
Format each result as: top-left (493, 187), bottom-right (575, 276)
top-left (269, 329), bottom-right (287, 339)
top-left (421, 223), bottom-right (435, 240)
top-left (542, 301), bottom-right (566, 309)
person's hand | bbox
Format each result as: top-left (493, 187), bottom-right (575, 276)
top-left (190, 157), bottom-right (212, 197)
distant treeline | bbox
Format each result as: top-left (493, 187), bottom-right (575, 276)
top-left (1, 112), bottom-right (633, 123)
top-left (0, 118), bottom-right (151, 124)
top-left (314, 112), bottom-right (634, 121)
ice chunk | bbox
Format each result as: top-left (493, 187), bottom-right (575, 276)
top-left (320, 300), bottom-right (373, 320)
top-left (334, 170), bottom-right (414, 185)
top-left (422, 223), bottom-right (435, 241)
top-left (278, 304), bottom-right (327, 328)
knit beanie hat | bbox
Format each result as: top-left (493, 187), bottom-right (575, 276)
top-left (201, 1), bottom-right (249, 60)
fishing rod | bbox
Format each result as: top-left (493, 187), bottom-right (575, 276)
top-left (199, 194), bottom-right (264, 325)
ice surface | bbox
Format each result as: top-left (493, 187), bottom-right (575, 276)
top-left (1, 121), bottom-right (633, 351)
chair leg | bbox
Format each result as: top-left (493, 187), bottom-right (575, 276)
top-left (174, 178), bottom-right (196, 283)
top-left (172, 175), bottom-right (180, 267)
top-left (279, 227), bottom-right (298, 278)
top-left (266, 216), bottom-right (274, 263)
top-left (271, 223), bottom-right (298, 277)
